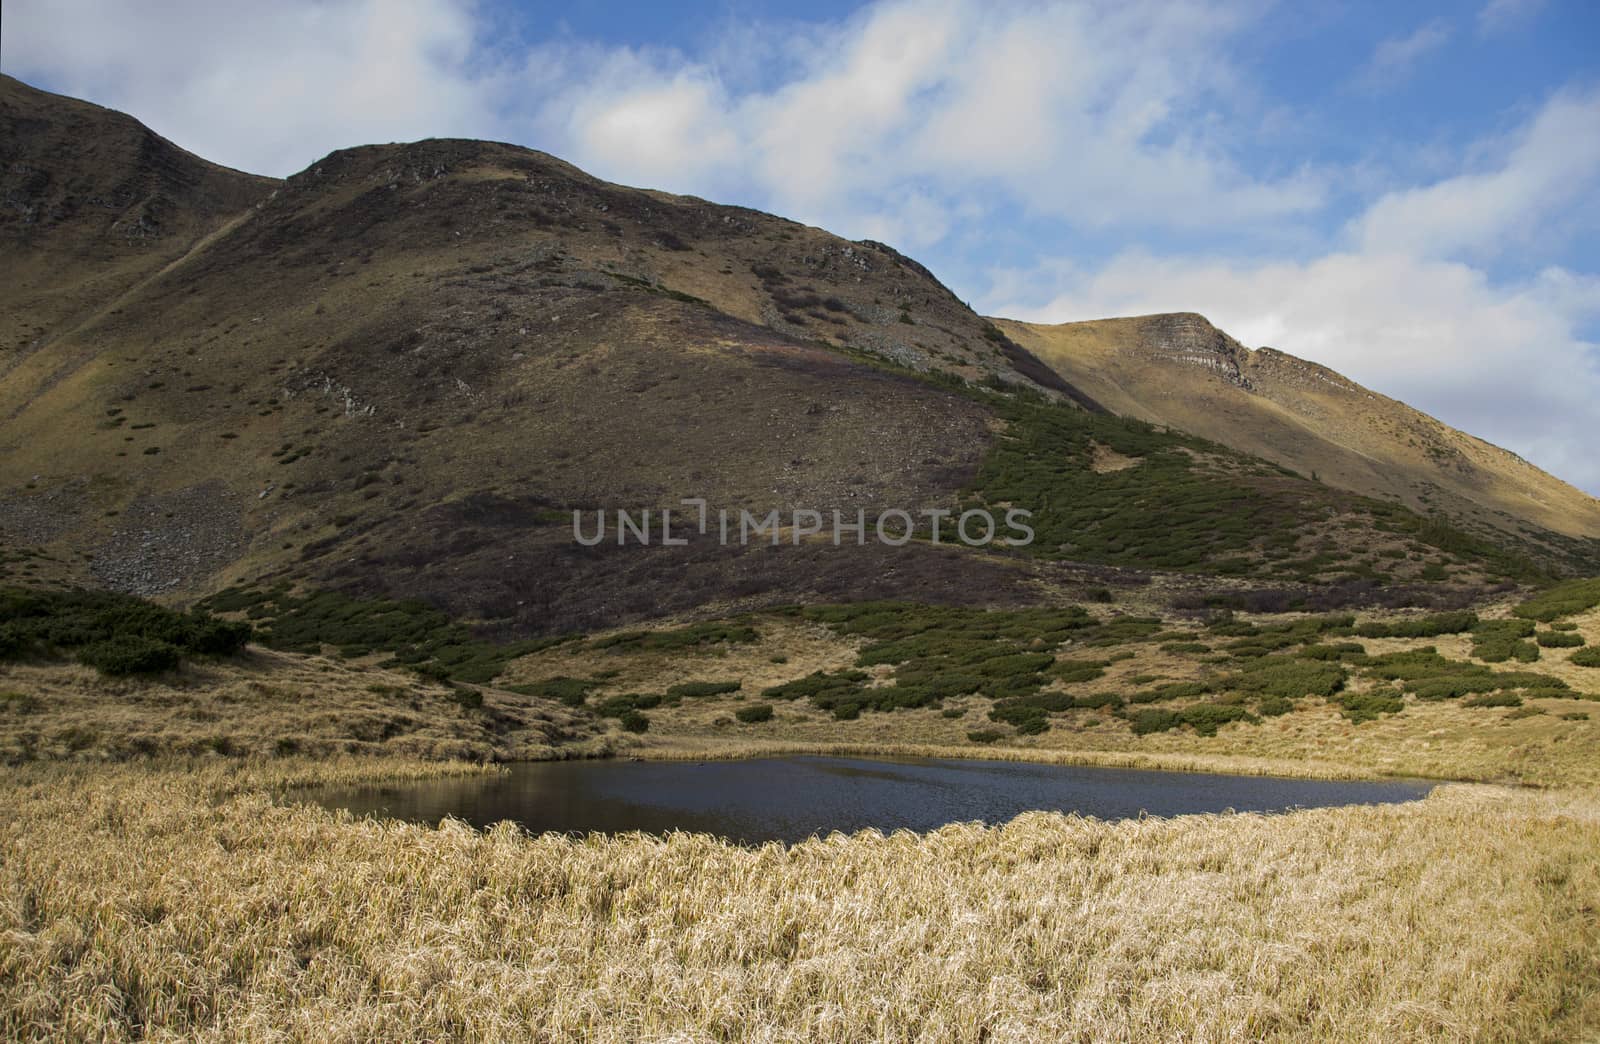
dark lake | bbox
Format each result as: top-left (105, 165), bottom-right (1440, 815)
top-left (308, 755), bottom-right (1434, 845)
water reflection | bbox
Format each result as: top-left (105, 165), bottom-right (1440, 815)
top-left (310, 755), bottom-right (1433, 846)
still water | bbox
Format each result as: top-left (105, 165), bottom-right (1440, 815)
top-left (309, 755), bottom-right (1433, 845)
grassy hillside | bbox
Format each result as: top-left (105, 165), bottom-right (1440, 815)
top-left (998, 313), bottom-right (1600, 559)
top-left (4, 761), bottom-right (1596, 1040)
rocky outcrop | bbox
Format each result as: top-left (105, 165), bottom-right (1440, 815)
top-left (1137, 313), bottom-right (1253, 390)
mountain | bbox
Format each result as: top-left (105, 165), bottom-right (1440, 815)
top-left (0, 75), bottom-right (274, 367)
top-left (2, 74), bottom-right (1596, 638)
top-left (997, 313), bottom-right (1600, 556)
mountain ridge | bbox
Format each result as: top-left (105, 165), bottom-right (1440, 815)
top-left (2, 73), bottom-right (1597, 635)
top-left (996, 312), bottom-right (1600, 547)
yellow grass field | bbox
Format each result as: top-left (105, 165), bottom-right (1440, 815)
top-left (1, 758), bottom-right (1596, 1041)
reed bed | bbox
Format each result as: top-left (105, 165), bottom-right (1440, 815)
top-left (2, 759), bottom-right (1596, 1041)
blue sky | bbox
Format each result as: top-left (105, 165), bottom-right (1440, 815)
top-left (5, 0), bottom-right (1600, 491)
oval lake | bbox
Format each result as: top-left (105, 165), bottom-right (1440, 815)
top-left (309, 755), bottom-right (1434, 845)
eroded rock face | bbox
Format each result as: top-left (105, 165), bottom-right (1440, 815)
top-left (1139, 312), bottom-right (1253, 390)
top-left (1250, 347), bottom-right (1360, 395)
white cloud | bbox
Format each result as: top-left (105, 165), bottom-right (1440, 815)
top-left (1478, 0), bottom-right (1546, 35)
top-left (1352, 88), bottom-right (1600, 260)
top-left (1356, 19), bottom-right (1452, 90)
top-left (550, 56), bottom-right (742, 194)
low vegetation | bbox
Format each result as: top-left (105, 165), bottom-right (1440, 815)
top-left (200, 585), bottom-right (573, 683)
top-left (2, 761), bottom-right (1594, 1041)
top-left (1512, 577), bottom-right (1600, 621)
top-left (965, 399), bottom-right (1550, 582)
top-left (1, 586), bottom-right (250, 675)
top-left (1469, 618), bottom-right (1541, 663)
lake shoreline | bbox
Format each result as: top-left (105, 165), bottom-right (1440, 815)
top-left (529, 736), bottom-right (1498, 786)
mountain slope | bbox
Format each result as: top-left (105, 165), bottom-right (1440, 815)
top-left (1, 76), bottom-right (1595, 637)
top-left (0, 78), bottom-right (1086, 630)
top-left (997, 313), bottom-right (1600, 556)
top-left (0, 74), bottom-right (275, 380)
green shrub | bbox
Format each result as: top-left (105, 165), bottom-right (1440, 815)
top-left (449, 685), bottom-right (483, 711)
top-left (988, 701), bottom-right (1050, 729)
top-left (734, 703), bottom-right (774, 723)
top-left (966, 400), bottom-right (1348, 572)
top-left (1470, 619), bottom-right (1539, 663)
top-left (75, 636), bottom-right (180, 675)
top-left (1257, 696), bottom-right (1294, 716)
top-left (1231, 656), bottom-right (1346, 698)
top-left (667, 680), bottom-right (743, 699)
top-left (1128, 709), bottom-right (1181, 735)
top-left (1071, 691), bottom-right (1125, 710)
top-left (1125, 703), bottom-right (1256, 736)
top-left (590, 622), bottom-right (759, 652)
top-left (618, 710), bottom-right (650, 733)
top-left (1338, 691), bottom-right (1404, 723)
top-left (1298, 642), bottom-right (1366, 661)
top-left (1504, 706), bottom-right (1544, 719)
top-left (762, 670), bottom-right (866, 702)
top-left (199, 585), bottom-right (566, 684)
top-left (1357, 648), bottom-right (1568, 700)
top-left (1569, 648), bottom-right (1600, 668)
top-left (1179, 703), bottom-right (1259, 736)
top-left (2, 587), bottom-right (251, 669)
top-left (1128, 681), bottom-right (1211, 704)
top-left (1354, 611), bottom-right (1477, 639)
top-left (1464, 692), bottom-right (1522, 708)
top-left (1049, 660), bottom-right (1109, 684)
top-left (594, 693), bottom-right (663, 718)
top-left (505, 676), bottom-right (601, 707)
top-left (1513, 578), bottom-right (1600, 622)
top-left (1536, 631), bottom-right (1584, 648)
top-left (0, 623), bottom-right (24, 660)
top-left (966, 729), bottom-right (1006, 743)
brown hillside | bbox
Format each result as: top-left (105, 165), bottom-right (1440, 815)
top-left (3, 75), bottom-right (1595, 636)
top-left (0, 74), bottom-right (275, 382)
top-left (997, 313), bottom-right (1600, 553)
top-left (0, 79), bottom-right (1090, 631)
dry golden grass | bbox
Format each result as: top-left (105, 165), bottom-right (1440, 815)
top-left (623, 693), bottom-right (1600, 787)
top-left (0, 648), bottom-right (605, 763)
top-left (498, 614), bottom-right (860, 699)
top-left (1, 758), bottom-right (1596, 1042)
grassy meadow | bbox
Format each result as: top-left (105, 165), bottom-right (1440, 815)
top-left (3, 580), bottom-right (1600, 1039)
top-left (1, 760), bottom-right (1597, 1041)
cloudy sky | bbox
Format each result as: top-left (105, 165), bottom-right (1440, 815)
top-left (6, 0), bottom-right (1599, 492)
